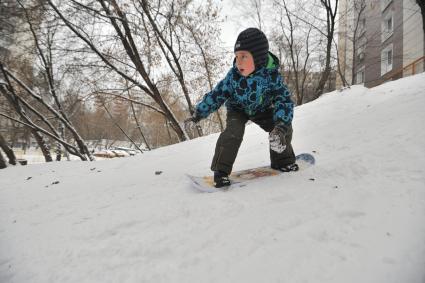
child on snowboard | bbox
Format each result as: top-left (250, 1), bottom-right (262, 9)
top-left (185, 27), bottom-right (298, 188)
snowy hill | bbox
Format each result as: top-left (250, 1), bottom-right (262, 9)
top-left (1, 73), bottom-right (425, 283)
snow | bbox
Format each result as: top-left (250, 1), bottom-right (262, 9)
top-left (1, 73), bottom-right (425, 283)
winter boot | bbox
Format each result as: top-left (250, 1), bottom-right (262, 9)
top-left (214, 171), bottom-right (231, 188)
top-left (271, 163), bottom-right (299, 172)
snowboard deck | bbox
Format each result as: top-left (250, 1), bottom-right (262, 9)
top-left (187, 153), bottom-right (315, 193)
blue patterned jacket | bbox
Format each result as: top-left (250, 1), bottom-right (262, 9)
top-left (195, 52), bottom-right (294, 126)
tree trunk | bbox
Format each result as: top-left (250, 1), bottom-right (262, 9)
top-left (335, 40), bottom-right (349, 87)
top-left (314, 0), bottom-right (338, 99)
top-left (55, 123), bottom-right (64, 161)
top-left (32, 129), bottom-right (53, 162)
top-left (282, 0), bottom-right (301, 104)
top-left (0, 133), bottom-right (16, 165)
top-left (315, 38), bottom-right (333, 97)
top-left (417, 0), bottom-right (425, 70)
top-left (351, 39), bottom-right (357, 85)
top-left (0, 150), bottom-right (6, 169)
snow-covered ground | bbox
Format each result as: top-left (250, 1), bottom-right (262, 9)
top-left (1, 74), bottom-right (425, 283)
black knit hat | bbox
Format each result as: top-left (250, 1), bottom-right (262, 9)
top-left (234, 28), bottom-right (269, 69)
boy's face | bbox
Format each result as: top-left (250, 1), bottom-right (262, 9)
top-left (235, 50), bottom-right (255, 77)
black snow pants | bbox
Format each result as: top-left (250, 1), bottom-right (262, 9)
top-left (211, 109), bottom-right (296, 175)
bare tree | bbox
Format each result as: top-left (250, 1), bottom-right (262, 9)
top-left (17, 0), bottom-right (94, 161)
top-left (136, 0), bottom-right (210, 137)
top-left (0, 0), bottom-right (242, 152)
top-left (46, 0), bottom-right (224, 142)
top-left (182, 1), bottom-right (225, 133)
top-left (0, 63), bottom-right (93, 161)
top-left (314, 0), bottom-right (338, 99)
top-left (0, 67), bottom-right (53, 162)
top-left (276, 0), bottom-right (314, 105)
top-left (46, 0), bottom-right (186, 140)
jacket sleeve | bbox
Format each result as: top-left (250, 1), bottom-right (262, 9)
top-left (271, 73), bottom-right (294, 127)
top-left (195, 69), bottom-right (233, 119)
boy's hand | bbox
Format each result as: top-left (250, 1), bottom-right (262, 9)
top-left (184, 115), bottom-right (201, 132)
top-left (269, 126), bottom-right (287, 153)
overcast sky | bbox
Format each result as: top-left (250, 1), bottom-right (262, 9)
top-left (218, 0), bottom-right (262, 49)
top-left (218, 0), bottom-right (275, 50)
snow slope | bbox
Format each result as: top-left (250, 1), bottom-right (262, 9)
top-left (1, 74), bottom-right (425, 283)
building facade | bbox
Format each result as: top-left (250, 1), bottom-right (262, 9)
top-left (337, 0), bottom-right (424, 88)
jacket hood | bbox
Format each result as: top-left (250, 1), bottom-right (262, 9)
top-left (265, 52), bottom-right (280, 70)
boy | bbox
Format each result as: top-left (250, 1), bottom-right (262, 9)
top-left (185, 28), bottom-right (298, 188)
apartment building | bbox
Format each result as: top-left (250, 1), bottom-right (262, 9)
top-left (337, 0), bottom-right (424, 88)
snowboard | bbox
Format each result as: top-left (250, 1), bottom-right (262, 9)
top-left (187, 153), bottom-right (315, 193)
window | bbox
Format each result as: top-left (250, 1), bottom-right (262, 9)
top-left (381, 44), bottom-right (393, 75)
top-left (387, 49), bottom-right (392, 65)
top-left (386, 17), bottom-right (392, 31)
top-left (381, 12), bottom-right (394, 42)
top-left (356, 67), bottom-right (365, 84)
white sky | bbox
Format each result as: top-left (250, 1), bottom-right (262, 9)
top-left (218, 0), bottom-right (265, 49)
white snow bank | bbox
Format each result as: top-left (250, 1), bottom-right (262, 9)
top-left (1, 73), bottom-right (425, 283)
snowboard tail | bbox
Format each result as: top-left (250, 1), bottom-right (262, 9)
top-left (187, 153), bottom-right (315, 193)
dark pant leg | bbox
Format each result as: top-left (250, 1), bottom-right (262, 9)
top-left (250, 110), bottom-right (296, 167)
top-left (269, 126), bottom-right (296, 167)
top-left (211, 111), bottom-right (248, 175)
